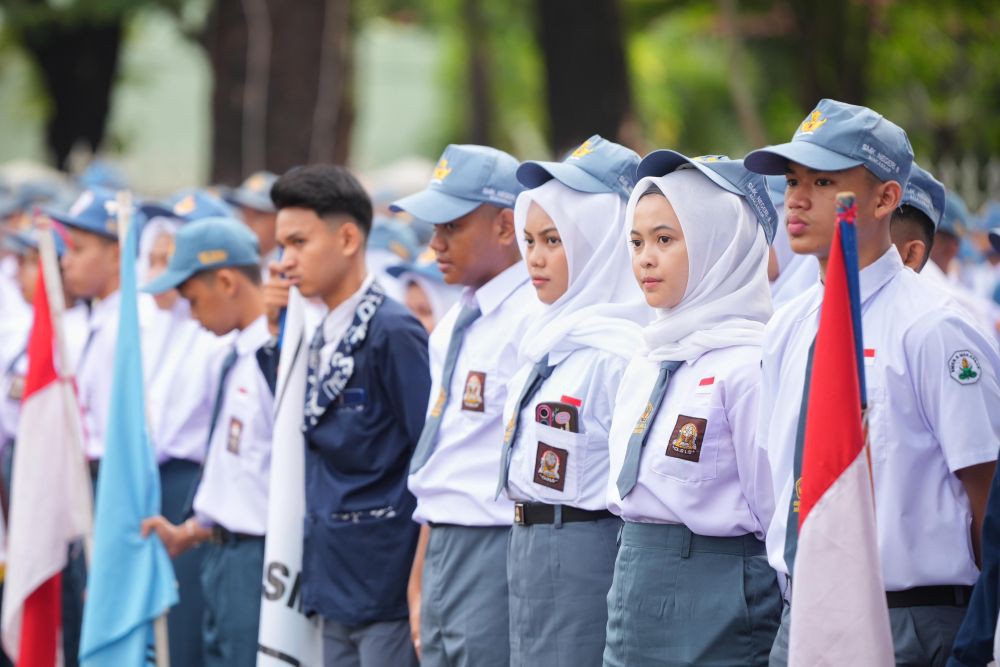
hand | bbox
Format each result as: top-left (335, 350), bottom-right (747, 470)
top-left (263, 262), bottom-right (291, 337)
top-left (140, 515), bottom-right (190, 558)
top-left (408, 589), bottom-right (421, 660)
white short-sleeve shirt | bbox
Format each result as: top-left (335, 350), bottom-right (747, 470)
top-left (758, 247), bottom-right (1000, 590)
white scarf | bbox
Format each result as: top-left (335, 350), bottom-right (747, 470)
top-left (628, 170), bottom-right (773, 363)
top-left (514, 180), bottom-right (647, 364)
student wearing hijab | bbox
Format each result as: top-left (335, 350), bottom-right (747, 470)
top-left (604, 153), bottom-right (781, 667)
top-left (387, 251), bottom-right (461, 333)
top-left (497, 136), bottom-right (645, 666)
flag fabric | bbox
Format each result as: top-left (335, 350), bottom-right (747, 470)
top-left (78, 214), bottom-right (177, 666)
top-left (788, 193), bottom-right (894, 665)
top-left (257, 288), bottom-right (323, 666)
top-left (1, 229), bottom-right (93, 666)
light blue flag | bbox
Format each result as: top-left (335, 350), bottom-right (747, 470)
top-left (79, 215), bottom-right (178, 666)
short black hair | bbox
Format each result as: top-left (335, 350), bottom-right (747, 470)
top-left (270, 165), bottom-right (373, 237)
top-left (891, 204), bottom-right (935, 260)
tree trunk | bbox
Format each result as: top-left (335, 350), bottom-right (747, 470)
top-left (534, 0), bottom-right (633, 156)
top-left (204, 0), bottom-right (250, 184)
top-left (462, 0), bottom-right (493, 145)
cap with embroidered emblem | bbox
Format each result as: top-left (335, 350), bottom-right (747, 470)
top-left (900, 163), bottom-right (945, 229)
top-left (142, 216), bottom-right (260, 294)
top-left (225, 171), bottom-right (278, 213)
top-left (45, 187), bottom-right (143, 241)
top-left (744, 99), bottom-right (914, 186)
top-left (140, 189), bottom-right (237, 223)
top-left (637, 151), bottom-right (778, 244)
top-left (390, 145), bottom-right (523, 224)
top-left (516, 135), bottom-right (640, 201)
top-left (369, 217), bottom-right (420, 262)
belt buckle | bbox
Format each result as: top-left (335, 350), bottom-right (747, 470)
top-left (514, 503), bottom-right (525, 525)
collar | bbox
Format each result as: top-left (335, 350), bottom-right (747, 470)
top-left (462, 261), bottom-right (529, 317)
top-left (321, 273), bottom-right (374, 339)
top-left (799, 245), bottom-right (903, 319)
top-left (236, 315), bottom-right (271, 355)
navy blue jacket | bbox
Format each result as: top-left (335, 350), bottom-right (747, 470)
top-left (299, 298), bottom-right (430, 625)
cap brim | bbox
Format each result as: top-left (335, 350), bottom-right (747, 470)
top-left (744, 141), bottom-right (862, 176)
top-left (389, 189), bottom-right (481, 224)
top-left (142, 268), bottom-right (195, 294)
top-left (45, 210), bottom-right (119, 241)
top-left (989, 229), bottom-right (1000, 254)
top-left (516, 161), bottom-right (611, 194)
top-left (225, 190), bottom-right (275, 213)
top-left (139, 203), bottom-right (175, 220)
top-left (638, 150), bottom-right (744, 196)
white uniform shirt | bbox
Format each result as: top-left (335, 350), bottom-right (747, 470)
top-left (503, 347), bottom-right (629, 511)
top-left (921, 261), bottom-right (999, 348)
top-left (758, 247), bottom-right (1000, 590)
top-left (193, 315), bottom-right (274, 535)
top-left (408, 262), bottom-right (537, 526)
top-left (607, 346), bottom-right (773, 539)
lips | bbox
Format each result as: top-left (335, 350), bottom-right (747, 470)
top-left (640, 277), bottom-right (662, 290)
top-left (786, 217), bottom-right (808, 237)
top-left (531, 276), bottom-right (549, 286)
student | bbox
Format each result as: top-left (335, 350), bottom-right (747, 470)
top-left (264, 165), bottom-right (430, 667)
top-left (367, 217), bottom-right (420, 302)
top-left (391, 144), bottom-right (531, 667)
top-left (890, 163), bottom-right (944, 272)
top-left (225, 171), bottom-right (280, 277)
top-left (494, 135), bottom-right (644, 666)
top-left (140, 217), bottom-right (273, 667)
top-left (386, 252), bottom-right (462, 333)
top-left (604, 152), bottom-right (781, 666)
top-left (744, 99), bottom-right (1000, 666)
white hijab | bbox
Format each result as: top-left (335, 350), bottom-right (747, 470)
top-left (399, 271), bottom-right (461, 325)
top-left (628, 169), bottom-right (773, 363)
top-left (514, 179), bottom-right (647, 364)
top-left (137, 216), bottom-right (182, 286)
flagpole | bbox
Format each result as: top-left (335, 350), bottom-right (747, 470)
top-left (114, 191), bottom-right (171, 667)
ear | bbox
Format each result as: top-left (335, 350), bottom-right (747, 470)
top-left (494, 208), bottom-right (517, 247)
top-left (215, 268), bottom-right (237, 295)
top-left (898, 239), bottom-right (927, 271)
top-left (340, 220), bottom-right (365, 257)
top-left (875, 181), bottom-right (904, 220)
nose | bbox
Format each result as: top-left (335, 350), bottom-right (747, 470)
top-left (429, 228), bottom-right (446, 252)
top-left (527, 244), bottom-right (544, 268)
top-left (785, 183), bottom-right (809, 212)
top-left (637, 244), bottom-right (656, 269)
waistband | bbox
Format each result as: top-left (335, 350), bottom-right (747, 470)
top-left (210, 526), bottom-right (265, 545)
top-left (621, 522), bottom-right (765, 557)
top-left (514, 502), bottom-right (616, 526)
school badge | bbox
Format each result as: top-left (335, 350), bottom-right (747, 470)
top-left (227, 417), bottom-right (244, 454)
top-left (7, 375), bottom-right (25, 402)
top-left (432, 158), bottom-right (452, 182)
top-left (797, 110), bottom-right (827, 135)
top-left (949, 350), bottom-right (981, 385)
top-left (665, 415), bottom-right (707, 462)
top-left (461, 371), bottom-right (486, 412)
top-left (570, 139), bottom-right (594, 160)
top-left (533, 442), bottom-right (568, 492)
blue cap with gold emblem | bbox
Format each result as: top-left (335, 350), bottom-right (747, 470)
top-left (140, 189), bottom-right (237, 223)
top-left (225, 171), bottom-right (278, 213)
top-left (900, 163), bottom-right (945, 229)
top-left (390, 145), bottom-right (523, 224)
top-left (516, 135), bottom-right (640, 201)
top-left (45, 187), bottom-right (142, 242)
top-left (142, 216), bottom-right (260, 294)
top-left (637, 151), bottom-right (778, 244)
top-left (369, 217), bottom-right (420, 262)
top-left (744, 99), bottom-right (914, 186)
top-left (939, 192), bottom-right (970, 238)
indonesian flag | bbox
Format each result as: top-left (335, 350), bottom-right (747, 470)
top-left (788, 194), bottom-right (894, 665)
top-left (1, 229), bottom-right (93, 665)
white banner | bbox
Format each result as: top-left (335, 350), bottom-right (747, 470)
top-left (258, 289), bottom-right (323, 667)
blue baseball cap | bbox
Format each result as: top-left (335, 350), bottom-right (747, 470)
top-left (745, 99), bottom-right (914, 186)
top-left (142, 217), bottom-right (260, 294)
top-left (140, 189), bottom-right (236, 223)
top-left (389, 145), bottom-right (523, 224)
top-left (764, 175), bottom-right (787, 208)
top-left (516, 135), bottom-right (640, 201)
top-left (369, 218), bottom-right (419, 262)
top-left (638, 151), bottom-right (778, 244)
top-left (3, 227), bottom-right (68, 257)
top-left (988, 229), bottom-right (1000, 254)
top-left (46, 187), bottom-right (143, 241)
top-left (387, 252), bottom-right (448, 284)
top-left (78, 160), bottom-right (128, 190)
top-left (225, 171), bottom-right (278, 213)
top-left (900, 163), bottom-right (945, 229)
top-left (938, 192), bottom-right (969, 237)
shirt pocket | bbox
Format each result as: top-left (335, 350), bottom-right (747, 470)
top-left (648, 407), bottom-right (722, 484)
top-left (523, 421), bottom-right (588, 503)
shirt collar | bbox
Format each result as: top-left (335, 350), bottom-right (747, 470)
top-left (462, 261), bottom-right (529, 317)
top-left (799, 245), bottom-right (903, 320)
top-left (321, 273), bottom-right (374, 338)
top-left (236, 314), bottom-right (271, 355)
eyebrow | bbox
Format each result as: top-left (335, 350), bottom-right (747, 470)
top-left (536, 226), bottom-right (558, 236)
top-left (630, 224), bottom-right (676, 234)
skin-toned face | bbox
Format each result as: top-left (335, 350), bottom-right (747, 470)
top-left (274, 207), bottom-right (363, 307)
top-left (630, 193), bottom-right (689, 309)
top-left (523, 202), bottom-right (569, 305)
top-left (784, 163), bottom-right (902, 269)
top-left (60, 228), bottom-right (119, 300)
top-left (428, 204), bottom-right (520, 288)
top-left (405, 281), bottom-right (435, 332)
top-left (147, 231), bottom-right (179, 310)
top-left (930, 230), bottom-right (960, 272)
top-left (178, 269), bottom-right (244, 336)
top-left (16, 250), bottom-right (39, 304)
top-left (241, 206), bottom-right (278, 258)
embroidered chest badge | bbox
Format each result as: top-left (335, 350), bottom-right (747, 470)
top-left (7, 375), bottom-right (24, 402)
top-left (533, 443), bottom-right (568, 491)
top-left (462, 371), bottom-right (486, 412)
top-left (949, 350), bottom-right (981, 385)
top-left (665, 415), bottom-right (707, 462)
top-left (227, 417), bottom-right (243, 454)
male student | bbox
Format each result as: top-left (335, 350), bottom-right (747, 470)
top-left (390, 144), bottom-right (534, 666)
top-left (745, 99), bottom-right (1000, 667)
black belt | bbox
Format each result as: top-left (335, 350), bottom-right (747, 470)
top-left (886, 585), bottom-right (973, 609)
top-left (210, 526), bottom-right (265, 545)
top-left (514, 502), bottom-right (615, 526)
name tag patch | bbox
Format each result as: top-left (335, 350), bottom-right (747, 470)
top-left (7, 375), bottom-right (24, 402)
top-left (533, 442), bottom-right (568, 492)
top-left (462, 371), bottom-right (486, 412)
top-left (227, 417), bottom-right (243, 454)
top-left (665, 415), bottom-right (707, 463)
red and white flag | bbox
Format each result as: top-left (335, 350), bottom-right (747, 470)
top-left (1, 229), bottom-right (93, 666)
top-left (788, 194), bottom-right (893, 665)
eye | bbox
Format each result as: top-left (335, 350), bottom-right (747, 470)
top-left (523, 236), bottom-right (534, 246)
top-left (815, 177), bottom-right (833, 187)
top-left (443, 222), bottom-right (457, 232)
top-left (629, 238), bottom-right (642, 249)
top-left (785, 177), bottom-right (798, 187)
top-left (545, 236), bottom-right (561, 246)
top-left (658, 236), bottom-right (671, 245)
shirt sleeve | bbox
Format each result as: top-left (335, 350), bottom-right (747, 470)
top-left (729, 360), bottom-right (776, 535)
top-left (376, 315), bottom-right (432, 451)
top-left (907, 310), bottom-right (1000, 473)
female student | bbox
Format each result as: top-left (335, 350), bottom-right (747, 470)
top-left (604, 153), bottom-right (781, 667)
top-left (498, 135), bottom-right (647, 666)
